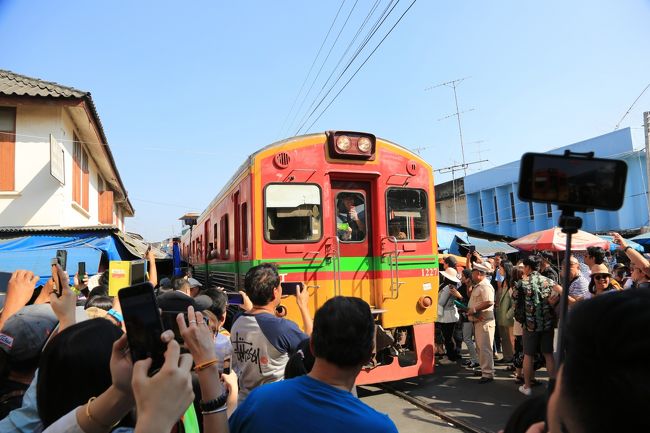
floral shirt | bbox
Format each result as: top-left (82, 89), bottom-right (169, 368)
top-left (515, 271), bottom-right (556, 332)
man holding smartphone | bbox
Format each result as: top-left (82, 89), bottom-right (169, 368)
top-left (231, 263), bottom-right (312, 404)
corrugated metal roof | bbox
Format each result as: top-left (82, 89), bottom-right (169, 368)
top-left (0, 69), bottom-right (87, 99)
top-left (0, 225), bottom-right (119, 234)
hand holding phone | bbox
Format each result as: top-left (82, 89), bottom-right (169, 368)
top-left (119, 282), bottom-right (166, 375)
top-left (226, 292), bottom-right (244, 305)
top-left (280, 282), bottom-right (304, 297)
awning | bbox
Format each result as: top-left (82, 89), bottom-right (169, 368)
top-left (437, 225), bottom-right (469, 252)
top-left (467, 235), bottom-right (518, 257)
top-left (0, 232), bottom-right (137, 287)
top-left (599, 235), bottom-right (644, 252)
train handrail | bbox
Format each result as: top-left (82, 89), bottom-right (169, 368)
top-left (381, 236), bottom-right (404, 300)
top-left (325, 236), bottom-right (343, 296)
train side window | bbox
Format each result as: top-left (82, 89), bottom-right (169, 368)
top-left (221, 214), bottom-right (230, 258)
top-left (241, 202), bottom-right (249, 255)
top-left (265, 184), bottom-right (322, 242)
top-left (211, 222), bottom-right (219, 259)
top-left (386, 188), bottom-right (430, 241)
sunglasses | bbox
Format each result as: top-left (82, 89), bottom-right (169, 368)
top-left (593, 274), bottom-right (610, 281)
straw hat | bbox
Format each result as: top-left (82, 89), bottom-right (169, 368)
top-left (440, 267), bottom-right (460, 284)
top-left (590, 263), bottom-right (611, 277)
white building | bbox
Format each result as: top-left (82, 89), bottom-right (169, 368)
top-left (0, 69), bottom-right (134, 229)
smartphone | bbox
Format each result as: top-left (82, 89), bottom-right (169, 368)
top-left (222, 356), bottom-right (231, 375)
top-left (226, 292), bottom-right (244, 305)
top-left (78, 261), bottom-right (86, 279)
top-left (518, 152), bottom-right (627, 211)
top-left (118, 282), bottom-right (166, 374)
top-left (280, 282), bottom-right (303, 297)
top-left (55, 250), bottom-right (67, 272)
top-left (50, 262), bottom-right (64, 297)
top-left (160, 311), bottom-right (209, 344)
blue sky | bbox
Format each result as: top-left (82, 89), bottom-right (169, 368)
top-left (1, 0), bottom-right (649, 241)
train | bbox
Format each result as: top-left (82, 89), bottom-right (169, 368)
top-left (181, 131), bottom-right (439, 384)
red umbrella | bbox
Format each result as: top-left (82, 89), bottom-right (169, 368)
top-left (510, 227), bottom-right (610, 252)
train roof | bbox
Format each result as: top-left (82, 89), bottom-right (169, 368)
top-left (195, 132), bottom-right (429, 227)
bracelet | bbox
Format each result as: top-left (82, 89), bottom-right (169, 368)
top-left (201, 405), bottom-right (228, 415)
top-left (624, 246), bottom-right (632, 252)
top-left (106, 309), bottom-right (123, 324)
top-left (86, 397), bottom-right (120, 429)
top-left (199, 391), bottom-right (229, 412)
top-left (194, 358), bottom-right (219, 372)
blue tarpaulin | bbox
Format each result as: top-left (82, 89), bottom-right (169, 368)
top-left (467, 235), bottom-right (519, 256)
top-left (0, 233), bottom-right (133, 286)
top-left (437, 225), bottom-right (469, 253)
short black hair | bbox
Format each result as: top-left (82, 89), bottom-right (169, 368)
top-left (172, 277), bottom-right (189, 292)
top-left (443, 256), bottom-right (457, 268)
top-left (586, 246), bottom-right (606, 264)
top-left (284, 338), bottom-right (314, 379)
top-left (523, 255), bottom-right (541, 272)
top-left (561, 289), bottom-right (650, 432)
top-left (84, 295), bottom-right (113, 311)
top-left (312, 296), bottom-right (374, 368)
top-left (461, 268), bottom-right (472, 280)
top-left (538, 251), bottom-right (554, 263)
top-left (244, 263), bottom-right (280, 306)
top-left (37, 319), bottom-right (124, 428)
top-left (200, 287), bottom-right (228, 320)
top-left (87, 285), bottom-right (108, 299)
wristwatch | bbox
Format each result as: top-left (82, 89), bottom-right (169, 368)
top-left (624, 246), bottom-right (632, 252)
top-left (199, 391), bottom-right (228, 413)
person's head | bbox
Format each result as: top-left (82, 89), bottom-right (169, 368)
top-left (37, 319), bottom-right (124, 428)
top-left (588, 264), bottom-right (613, 295)
top-left (87, 285), bottom-right (109, 299)
top-left (199, 287), bottom-right (228, 325)
top-left (443, 256), bottom-right (457, 270)
top-left (284, 338), bottom-right (315, 379)
top-left (311, 297), bottom-right (374, 370)
top-left (0, 304), bottom-right (57, 379)
top-left (586, 246), bottom-right (606, 267)
top-left (546, 289), bottom-right (650, 433)
top-left (499, 261), bottom-right (514, 287)
top-left (187, 278), bottom-right (203, 297)
top-left (461, 268), bottom-right (472, 285)
top-left (487, 257), bottom-right (496, 270)
top-left (630, 264), bottom-right (650, 284)
top-left (172, 276), bottom-right (191, 294)
top-left (157, 277), bottom-right (173, 295)
top-left (510, 265), bottom-right (524, 286)
top-left (471, 262), bottom-right (492, 283)
top-left (244, 263), bottom-right (281, 307)
top-left (440, 268), bottom-right (460, 288)
top-left (522, 255), bottom-right (541, 275)
top-left (84, 295), bottom-right (113, 311)
top-left (538, 251), bottom-right (554, 269)
top-left (340, 194), bottom-right (356, 211)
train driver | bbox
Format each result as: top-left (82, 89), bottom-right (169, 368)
top-left (336, 192), bottom-right (366, 241)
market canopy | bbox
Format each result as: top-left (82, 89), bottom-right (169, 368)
top-left (510, 227), bottom-right (610, 252)
top-left (467, 236), bottom-right (518, 256)
top-left (629, 232), bottom-right (650, 248)
top-left (599, 235), bottom-right (644, 252)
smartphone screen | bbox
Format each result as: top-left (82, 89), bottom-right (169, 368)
top-left (78, 261), bottom-right (86, 278)
top-left (222, 356), bottom-right (231, 375)
top-left (280, 282), bottom-right (303, 297)
top-left (226, 292), bottom-right (244, 305)
top-left (118, 282), bottom-right (166, 374)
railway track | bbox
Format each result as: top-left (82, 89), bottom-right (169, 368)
top-left (378, 383), bottom-right (490, 433)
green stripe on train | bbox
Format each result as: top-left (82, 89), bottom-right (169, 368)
top-left (197, 255), bottom-right (438, 274)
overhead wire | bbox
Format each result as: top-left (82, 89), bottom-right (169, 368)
top-left (277, 0), bottom-right (347, 139)
top-left (286, 0), bottom-right (360, 136)
top-left (301, 0), bottom-right (418, 133)
top-left (294, 0), bottom-right (401, 134)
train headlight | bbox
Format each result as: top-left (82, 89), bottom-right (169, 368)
top-left (336, 135), bottom-right (351, 152)
top-left (357, 137), bottom-right (372, 153)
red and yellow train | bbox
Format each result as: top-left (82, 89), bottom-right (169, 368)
top-left (182, 131), bottom-right (439, 384)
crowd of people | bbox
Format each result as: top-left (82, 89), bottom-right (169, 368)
top-left (1, 229), bottom-right (648, 433)
top-left (0, 253), bottom-right (397, 433)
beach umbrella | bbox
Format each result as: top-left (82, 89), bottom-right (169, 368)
top-left (510, 227), bottom-right (610, 252)
top-left (629, 232), bottom-right (650, 249)
top-left (599, 235), bottom-right (645, 252)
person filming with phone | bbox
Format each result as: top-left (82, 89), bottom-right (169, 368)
top-left (230, 263), bottom-right (312, 404)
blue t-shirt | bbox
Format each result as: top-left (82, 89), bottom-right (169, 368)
top-left (229, 375), bottom-right (398, 433)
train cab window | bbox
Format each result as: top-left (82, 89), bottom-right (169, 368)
top-left (386, 188), bottom-right (429, 241)
top-left (265, 184), bottom-right (322, 242)
top-left (336, 192), bottom-right (366, 242)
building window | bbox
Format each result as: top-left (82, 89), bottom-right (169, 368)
top-left (479, 198), bottom-right (484, 226)
top-left (546, 203), bottom-right (553, 218)
top-left (493, 196), bottom-right (499, 225)
top-left (73, 136), bottom-right (90, 211)
top-left (0, 107), bottom-right (16, 191)
top-left (510, 192), bottom-right (517, 223)
top-left (529, 202), bottom-right (534, 221)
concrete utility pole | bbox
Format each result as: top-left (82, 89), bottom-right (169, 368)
top-left (643, 111), bottom-right (650, 225)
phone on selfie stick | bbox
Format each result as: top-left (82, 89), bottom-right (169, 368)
top-left (119, 282), bottom-right (166, 375)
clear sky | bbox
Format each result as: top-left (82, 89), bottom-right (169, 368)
top-left (1, 0), bottom-right (649, 241)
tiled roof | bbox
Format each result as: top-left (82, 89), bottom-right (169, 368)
top-left (0, 69), bottom-right (88, 99)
